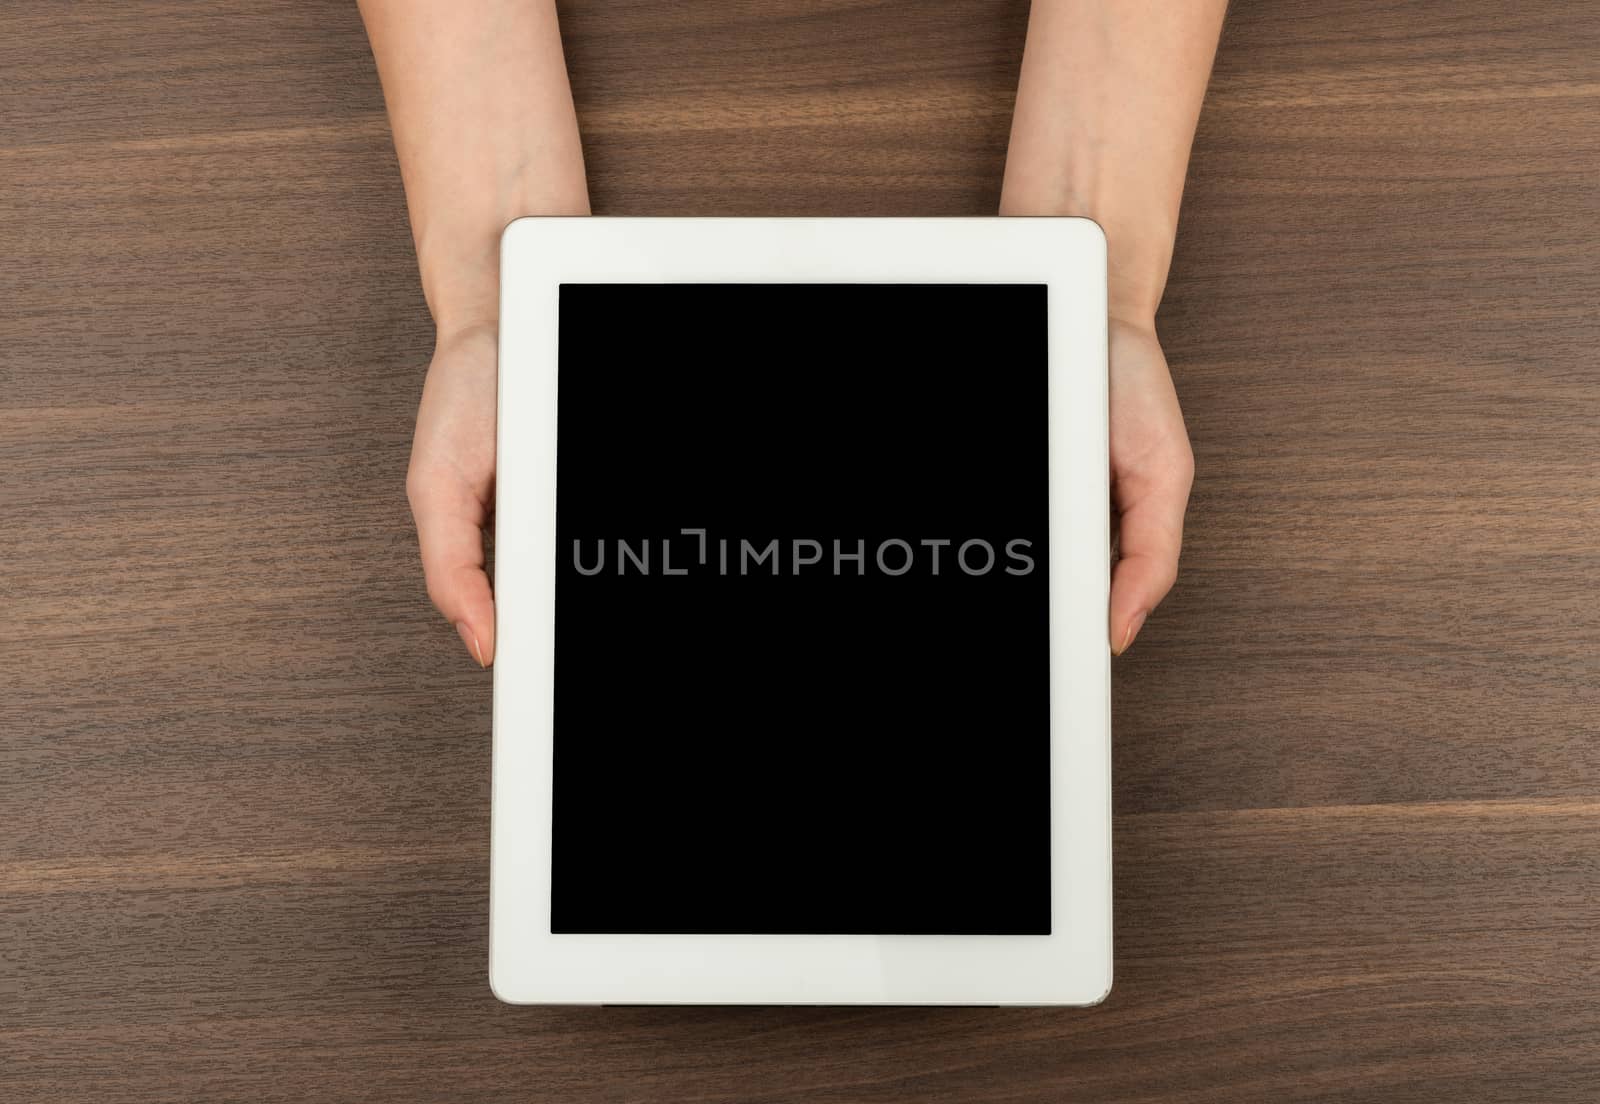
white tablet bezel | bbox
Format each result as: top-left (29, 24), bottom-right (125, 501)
top-left (491, 217), bottom-right (1110, 1006)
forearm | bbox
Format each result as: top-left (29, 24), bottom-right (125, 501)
top-left (1001, 0), bottom-right (1226, 327)
top-left (358, 0), bottom-right (588, 334)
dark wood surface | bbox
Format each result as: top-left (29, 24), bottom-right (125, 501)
top-left (4, 1), bottom-right (1597, 1099)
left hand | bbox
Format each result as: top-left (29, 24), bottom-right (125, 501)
top-left (1107, 317), bottom-right (1194, 654)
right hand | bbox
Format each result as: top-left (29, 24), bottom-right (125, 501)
top-left (406, 321), bottom-right (500, 667)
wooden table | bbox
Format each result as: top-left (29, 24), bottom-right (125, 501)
top-left (4, 1), bottom-right (1597, 1099)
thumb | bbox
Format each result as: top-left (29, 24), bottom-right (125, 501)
top-left (408, 470), bottom-right (496, 667)
top-left (1109, 459), bottom-right (1191, 656)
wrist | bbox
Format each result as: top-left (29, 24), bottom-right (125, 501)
top-left (999, 184), bottom-right (1171, 330)
top-left (415, 173), bottom-right (590, 336)
top-left (418, 242), bottom-right (499, 338)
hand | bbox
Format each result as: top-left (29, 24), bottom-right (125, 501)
top-left (406, 322), bottom-right (499, 667)
top-left (1107, 317), bottom-right (1194, 654)
top-left (361, 0), bottom-right (589, 670)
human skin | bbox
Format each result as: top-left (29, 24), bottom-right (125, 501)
top-left (358, 0), bottom-right (588, 667)
top-left (360, 0), bottom-right (1224, 665)
top-left (1003, 0), bottom-right (1227, 653)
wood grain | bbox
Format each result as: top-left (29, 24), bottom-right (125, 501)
top-left (3, 0), bottom-right (1598, 1100)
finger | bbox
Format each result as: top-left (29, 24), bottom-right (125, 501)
top-left (409, 472), bottom-right (496, 667)
top-left (1110, 453), bottom-right (1193, 655)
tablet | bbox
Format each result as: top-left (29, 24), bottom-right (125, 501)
top-left (491, 217), bottom-right (1109, 1005)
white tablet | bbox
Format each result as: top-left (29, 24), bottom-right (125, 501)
top-left (490, 217), bottom-right (1109, 1005)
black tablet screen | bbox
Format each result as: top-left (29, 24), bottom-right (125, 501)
top-left (551, 284), bottom-right (1050, 935)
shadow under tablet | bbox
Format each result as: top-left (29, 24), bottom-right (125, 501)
top-left (550, 284), bottom-right (1050, 935)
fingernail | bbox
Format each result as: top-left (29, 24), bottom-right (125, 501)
top-left (456, 621), bottom-right (487, 668)
top-left (1114, 611), bottom-right (1148, 656)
